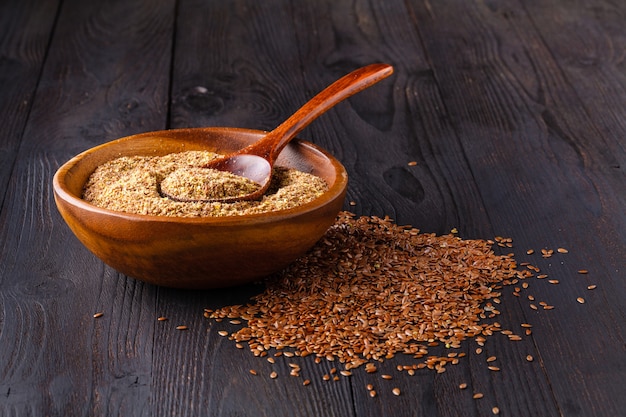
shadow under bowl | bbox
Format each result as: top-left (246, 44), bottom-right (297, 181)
top-left (52, 127), bottom-right (348, 289)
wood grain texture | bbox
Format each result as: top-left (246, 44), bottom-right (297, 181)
top-left (407, 0), bottom-right (626, 416)
top-left (0, 0), bottom-right (174, 415)
top-left (0, 0), bottom-right (60, 208)
top-left (0, 0), bottom-right (624, 416)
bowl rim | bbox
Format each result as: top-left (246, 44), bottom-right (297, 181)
top-left (52, 127), bottom-right (348, 225)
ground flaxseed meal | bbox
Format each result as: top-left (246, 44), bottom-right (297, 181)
top-left (82, 150), bottom-right (328, 217)
top-left (207, 212), bottom-right (535, 372)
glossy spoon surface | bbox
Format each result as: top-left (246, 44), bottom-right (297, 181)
top-left (160, 63), bottom-right (393, 203)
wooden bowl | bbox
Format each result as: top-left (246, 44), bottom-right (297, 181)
top-left (53, 127), bottom-right (348, 289)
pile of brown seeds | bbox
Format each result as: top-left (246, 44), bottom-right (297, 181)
top-left (207, 212), bottom-right (534, 372)
top-left (82, 151), bottom-right (328, 217)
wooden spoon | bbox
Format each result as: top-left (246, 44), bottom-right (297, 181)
top-left (160, 63), bottom-right (393, 203)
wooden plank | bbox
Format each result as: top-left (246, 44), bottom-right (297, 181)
top-left (0, 0), bottom-right (59, 206)
top-left (156, 1), bottom-right (356, 415)
top-left (406, 0), bottom-right (625, 416)
top-left (0, 0), bottom-right (174, 415)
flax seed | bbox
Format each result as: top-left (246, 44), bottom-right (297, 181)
top-left (205, 213), bottom-right (562, 379)
top-left (392, 387), bottom-right (401, 396)
top-left (459, 383), bottom-right (468, 389)
top-left (176, 325), bottom-right (188, 330)
top-left (577, 297), bottom-right (585, 304)
top-left (93, 312), bottom-right (104, 318)
top-left (473, 393), bottom-right (484, 399)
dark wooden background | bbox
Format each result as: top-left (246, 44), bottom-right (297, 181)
top-left (1, 0), bottom-right (624, 416)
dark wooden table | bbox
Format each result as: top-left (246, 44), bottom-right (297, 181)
top-left (1, 0), bottom-right (624, 416)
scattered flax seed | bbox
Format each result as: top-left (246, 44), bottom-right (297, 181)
top-left (382, 374), bottom-right (393, 380)
top-left (526, 355), bottom-right (534, 362)
top-left (176, 325), bottom-right (188, 331)
top-left (93, 312), bottom-right (104, 318)
top-left (577, 297), bottom-right (586, 304)
top-left (206, 213), bottom-right (550, 377)
top-left (218, 330), bottom-right (229, 337)
top-left (249, 369), bottom-right (257, 375)
top-left (548, 280), bottom-right (559, 284)
top-left (349, 201), bottom-right (357, 206)
top-left (459, 383), bottom-right (468, 390)
top-left (303, 379), bottom-right (311, 386)
top-left (367, 384), bottom-right (374, 391)
top-left (473, 393), bottom-right (484, 399)
top-left (369, 390), bottom-right (377, 398)
top-left (488, 366), bottom-right (500, 371)
top-left (537, 274), bottom-right (548, 279)
top-left (157, 316), bottom-right (167, 321)
top-left (270, 371), bottom-right (278, 379)
top-left (486, 356), bottom-right (497, 362)
top-left (557, 248), bottom-right (568, 253)
top-left (530, 304), bottom-right (538, 310)
top-left (587, 285), bottom-right (597, 290)
top-left (492, 406), bottom-right (500, 415)
top-left (392, 387), bottom-right (401, 396)
top-left (526, 249), bottom-right (534, 255)
top-left (408, 161), bottom-right (417, 166)
top-left (578, 269), bottom-right (589, 274)
top-left (365, 363), bottom-right (378, 373)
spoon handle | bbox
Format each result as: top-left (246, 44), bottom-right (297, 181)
top-left (242, 63), bottom-right (394, 162)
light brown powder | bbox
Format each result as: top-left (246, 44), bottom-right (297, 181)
top-left (82, 151), bottom-right (328, 217)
